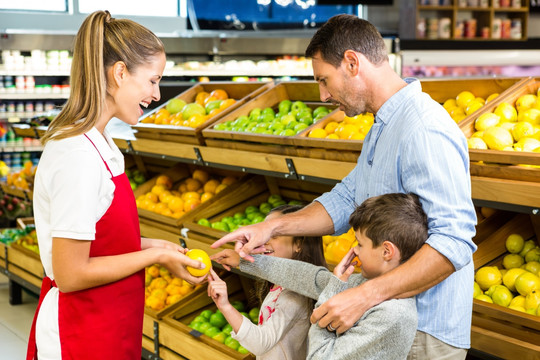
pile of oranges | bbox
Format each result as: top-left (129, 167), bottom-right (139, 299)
top-left (145, 264), bottom-right (201, 311)
top-left (307, 112), bottom-right (374, 141)
top-left (140, 89), bottom-right (236, 128)
top-left (7, 161), bottom-right (35, 191)
top-left (323, 228), bottom-right (360, 266)
top-left (135, 169), bottom-right (237, 219)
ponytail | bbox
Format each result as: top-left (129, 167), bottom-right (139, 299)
top-left (42, 10), bottom-right (164, 144)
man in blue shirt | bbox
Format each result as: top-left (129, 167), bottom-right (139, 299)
top-left (213, 14), bottom-right (477, 359)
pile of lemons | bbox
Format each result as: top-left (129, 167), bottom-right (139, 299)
top-left (465, 90), bottom-right (540, 153)
top-left (443, 91), bottom-right (499, 123)
top-left (308, 112), bottom-right (374, 140)
top-left (474, 233), bottom-right (540, 316)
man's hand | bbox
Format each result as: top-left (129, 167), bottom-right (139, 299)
top-left (311, 284), bottom-right (377, 335)
top-left (333, 248), bottom-right (357, 282)
top-left (211, 220), bottom-right (274, 261)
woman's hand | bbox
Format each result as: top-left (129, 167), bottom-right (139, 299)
top-left (210, 249), bottom-right (241, 271)
top-left (161, 249), bottom-right (208, 285)
top-left (333, 248), bottom-right (357, 282)
top-left (141, 237), bottom-right (187, 254)
top-left (207, 268), bottom-right (230, 309)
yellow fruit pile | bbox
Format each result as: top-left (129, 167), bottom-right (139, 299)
top-left (307, 112), bottom-right (374, 140)
top-left (323, 228), bottom-right (360, 266)
top-left (140, 89), bottom-right (236, 128)
top-left (135, 169), bottom-right (237, 219)
top-left (6, 161), bottom-right (35, 191)
top-left (474, 233), bottom-right (540, 316)
top-left (443, 91), bottom-right (498, 123)
top-left (145, 264), bottom-right (200, 311)
top-left (467, 90), bottom-right (540, 153)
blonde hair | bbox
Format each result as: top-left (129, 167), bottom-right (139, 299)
top-left (42, 10), bottom-right (164, 144)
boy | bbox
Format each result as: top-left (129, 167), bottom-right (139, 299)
top-left (211, 192), bottom-right (428, 360)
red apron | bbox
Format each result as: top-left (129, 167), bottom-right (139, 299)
top-left (27, 134), bottom-right (144, 359)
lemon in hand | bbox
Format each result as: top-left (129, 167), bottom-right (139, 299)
top-left (186, 249), bottom-right (211, 277)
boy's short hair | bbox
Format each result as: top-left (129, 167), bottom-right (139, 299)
top-left (348, 193), bottom-right (428, 263)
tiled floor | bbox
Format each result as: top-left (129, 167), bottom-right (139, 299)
top-left (0, 272), bottom-right (38, 359)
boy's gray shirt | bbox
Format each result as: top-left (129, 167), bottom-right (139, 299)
top-left (240, 255), bottom-right (418, 360)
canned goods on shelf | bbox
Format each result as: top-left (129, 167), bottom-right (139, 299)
top-left (501, 19), bottom-right (511, 39)
top-left (438, 18), bottom-right (451, 39)
top-left (427, 18), bottom-right (439, 39)
top-left (492, 18), bottom-right (502, 39)
top-left (510, 19), bottom-right (522, 39)
top-left (465, 19), bottom-right (477, 38)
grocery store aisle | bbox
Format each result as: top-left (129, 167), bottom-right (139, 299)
top-left (0, 273), bottom-right (38, 359)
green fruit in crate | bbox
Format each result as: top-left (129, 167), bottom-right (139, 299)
top-left (205, 100), bottom-right (223, 114)
top-left (245, 206), bottom-right (259, 214)
top-left (212, 332), bottom-right (227, 344)
top-left (291, 101), bottom-right (307, 112)
top-left (200, 310), bottom-right (213, 320)
top-left (278, 100), bottom-right (292, 114)
top-left (313, 106), bottom-right (330, 118)
top-left (487, 285), bottom-right (513, 307)
top-left (190, 322), bottom-right (203, 332)
top-left (211, 222), bottom-right (229, 232)
top-left (519, 240), bottom-right (537, 257)
top-left (193, 315), bottom-right (206, 323)
top-left (204, 326), bottom-right (222, 338)
top-left (198, 322), bottom-right (212, 333)
top-left (508, 305), bottom-right (526, 313)
top-left (240, 312), bottom-right (249, 319)
top-left (502, 254), bottom-right (524, 269)
top-left (246, 212), bottom-right (263, 221)
top-left (509, 295), bottom-right (525, 308)
top-left (503, 268), bottom-right (527, 292)
top-left (473, 282), bottom-right (482, 298)
top-left (224, 336), bottom-right (240, 351)
top-left (166, 98), bottom-right (187, 114)
top-left (268, 194), bottom-right (283, 205)
top-left (515, 272), bottom-right (540, 296)
top-left (182, 103), bottom-right (206, 120)
top-left (222, 324), bottom-right (233, 336)
top-left (197, 218), bottom-right (211, 227)
top-left (238, 346), bottom-right (250, 354)
top-left (249, 307), bottom-right (259, 322)
top-left (233, 212), bottom-right (245, 221)
top-left (525, 261), bottom-right (540, 275)
top-left (209, 312), bottom-right (228, 329)
top-left (251, 215), bottom-right (265, 224)
top-left (280, 114), bottom-right (296, 126)
top-left (506, 234), bottom-right (524, 254)
top-left (259, 202), bottom-right (272, 215)
top-left (231, 300), bottom-right (245, 312)
top-left (525, 248), bottom-right (540, 263)
top-left (249, 108), bottom-right (262, 121)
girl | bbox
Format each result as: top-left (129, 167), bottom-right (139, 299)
top-left (208, 204), bottom-right (327, 360)
top-left (27, 11), bottom-right (206, 360)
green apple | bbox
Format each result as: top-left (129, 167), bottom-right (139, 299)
top-left (222, 324), bottom-right (233, 336)
top-left (182, 103), bottom-right (206, 120)
top-left (268, 194), bottom-right (283, 205)
top-left (233, 212), bottom-right (245, 220)
top-left (205, 100), bottom-right (223, 114)
top-left (294, 123), bottom-right (309, 133)
top-left (279, 129), bottom-right (296, 136)
top-left (224, 336), bottom-right (240, 351)
top-left (291, 100), bottom-right (307, 112)
top-left (248, 307), bottom-right (259, 320)
top-left (166, 98), bottom-right (187, 114)
top-left (298, 116), bottom-right (313, 125)
top-left (200, 310), bottom-right (213, 320)
top-left (130, 180), bottom-right (137, 191)
top-left (262, 107), bottom-right (275, 117)
top-left (259, 113), bottom-right (275, 123)
top-left (198, 322), bottom-right (213, 333)
top-left (211, 221), bottom-right (230, 232)
top-left (190, 322), bottom-right (203, 332)
top-left (214, 123), bottom-right (227, 131)
top-left (193, 315), bottom-right (206, 323)
top-left (249, 108), bottom-right (262, 121)
top-left (246, 212), bottom-right (264, 221)
top-left (245, 206), bottom-right (259, 214)
top-left (278, 99), bottom-right (292, 114)
top-left (251, 215), bottom-right (265, 224)
top-left (204, 326), bottom-right (222, 338)
top-left (280, 114), bottom-right (296, 126)
top-left (197, 218), bottom-right (210, 227)
top-left (209, 312), bottom-right (228, 329)
top-left (212, 332), bottom-right (227, 344)
top-left (285, 120), bottom-right (299, 130)
top-left (238, 346), bottom-right (250, 354)
top-left (313, 105), bottom-right (330, 117)
top-left (231, 300), bottom-right (245, 312)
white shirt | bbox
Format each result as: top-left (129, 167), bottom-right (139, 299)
top-left (232, 287), bottom-right (311, 360)
top-left (32, 127), bottom-right (125, 359)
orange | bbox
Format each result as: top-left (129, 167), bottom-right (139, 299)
top-left (185, 178), bottom-right (202, 192)
top-left (221, 176), bottom-right (237, 186)
top-left (219, 98), bottom-right (236, 109)
top-left (184, 198), bottom-right (201, 212)
top-left (203, 179), bottom-right (221, 194)
top-left (151, 184), bottom-right (167, 196)
top-left (159, 267), bottom-right (170, 278)
top-left (177, 182), bottom-right (188, 193)
top-left (182, 191), bottom-right (201, 201)
top-left (145, 296), bottom-right (165, 311)
top-left (215, 184), bottom-right (228, 194)
top-left (154, 202), bottom-right (168, 214)
top-left (192, 169), bottom-right (210, 183)
top-left (195, 92), bottom-right (210, 105)
top-left (154, 109), bottom-right (170, 125)
top-left (171, 211), bottom-right (185, 219)
top-left (170, 277), bottom-right (184, 287)
top-left (166, 294), bottom-right (183, 305)
top-left (147, 264), bottom-right (160, 278)
top-left (210, 89), bottom-right (229, 100)
top-left (151, 288), bottom-right (168, 302)
top-left (155, 175), bottom-right (173, 189)
top-left (207, 108), bottom-right (223, 118)
top-left (150, 277), bottom-right (168, 290)
top-left (167, 196), bottom-right (185, 213)
top-left (145, 192), bottom-right (159, 203)
top-left (188, 114), bottom-right (206, 128)
top-left (179, 285), bottom-right (193, 296)
top-left (161, 208), bottom-right (173, 217)
top-left (201, 192), bottom-right (214, 202)
top-left (159, 190), bottom-right (173, 204)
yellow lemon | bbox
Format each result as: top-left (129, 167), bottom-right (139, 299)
top-left (475, 266), bottom-right (502, 290)
top-left (186, 249), bottom-right (211, 277)
top-left (467, 137), bottom-right (488, 150)
top-left (494, 102), bottom-right (518, 123)
top-left (506, 234), bottom-right (525, 254)
top-left (502, 253), bottom-right (524, 269)
top-left (308, 128), bottom-right (328, 138)
top-left (456, 91), bottom-right (476, 109)
top-left (324, 121), bottom-right (339, 134)
top-left (517, 108), bottom-right (540, 125)
top-left (512, 121), bottom-right (535, 142)
top-left (471, 131), bottom-right (484, 138)
top-left (475, 112), bottom-right (500, 131)
top-left (486, 93), bottom-right (499, 103)
top-left (500, 122), bottom-right (515, 132)
top-left (503, 268), bottom-right (527, 292)
top-left (326, 133), bottom-right (339, 139)
top-left (514, 137), bottom-right (540, 152)
top-left (515, 94), bottom-right (537, 112)
top-left (515, 272), bottom-right (540, 296)
top-left (443, 98), bottom-right (458, 110)
top-left (475, 294), bottom-right (493, 303)
top-left (483, 127), bottom-right (513, 150)
top-left (474, 97), bottom-right (486, 105)
top-left (466, 101), bottom-right (484, 115)
top-left (509, 295), bottom-right (526, 308)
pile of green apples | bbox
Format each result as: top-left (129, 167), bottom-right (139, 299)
top-left (126, 169), bottom-right (146, 191)
top-left (197, 194), bottom-right (304, 232)
top-left (188, 300), bottom-right (259, 354)
top-left (212, 100), bottom-right (331, 136)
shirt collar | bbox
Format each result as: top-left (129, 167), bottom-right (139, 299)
top-left (85, 127), bottom-right (115, 161)
top-left (375, 77), bottom-right (421, 125)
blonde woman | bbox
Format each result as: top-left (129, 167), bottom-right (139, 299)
top-left (26, 11), bottom-right (206, 360)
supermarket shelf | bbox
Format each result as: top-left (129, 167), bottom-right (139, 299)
top-left (0, 93), bottom-right (69, 100)
top-left (401, 49), bottom-right (540, 66)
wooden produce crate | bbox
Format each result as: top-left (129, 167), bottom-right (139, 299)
top-left (160, 275), bottom-right (256, 360)
top-left (182, 175), bottom-right (332, 246)
top-left (0, 241), bottom-right (6, 270)
top-left (0, 183), bottom-right (32, 201)
top-left (202, 81), bottom-right (335, 156)
top-left (133, 162), bottom-right (244, 235)
top-left (471, 212), bottom-right (540, 359)
top-left (460, 78), bottom-right (540, 183)
top-left (7, 242), bottom-right (43, 288)
top-left (132, 82), bottom-right (272, 146)
top-left (421, 77), bottom-right (529, 123)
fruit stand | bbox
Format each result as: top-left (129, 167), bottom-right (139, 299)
top-left (1, 78), bottom-right (540, 359)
